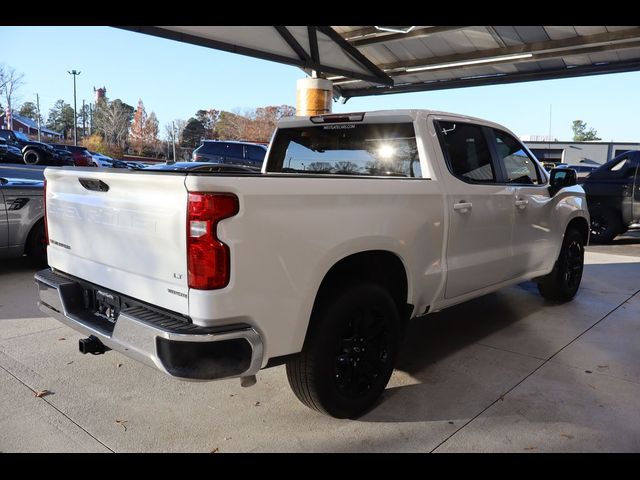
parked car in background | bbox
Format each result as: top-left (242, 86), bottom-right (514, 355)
top-left (0, 138), bottom-right (24, 163)
top-left (124, 161), bottom-right (148, 169)
top-left (50, 144), bottom-right (95, 167)
top-left (582, 150), bottom-right (640, 243)
top-left (0, 129), bottom-right (68, 166)
top-left (191, 140), bottom-right (267, 167)
top-left (0, 176), bottom-right (46, 264)
top-left (52, 147), bottom-right (73, 164)
top-left (566, 164), bottom-right (600, 183)
top-left (88, 151), bottom-right (129, 169)
top-left (144, 161), bottom-right (261, 173)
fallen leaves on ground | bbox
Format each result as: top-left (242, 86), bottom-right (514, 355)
top-left (58, 337), bottom-right (66, 341)
top-left (117, 363), bottom-right (123, 368)
top-left (34, 390), bottom-right (51, 398)
top-left (254, 401), bottom-right (261, 406)
top-left (66, 361), bottom-right (74, 365)
top-left (560, 434), bottom-right (574, 440)
top-left (115, 420), bottom-right (128, 432)
top-left (524, 446), bottom-right (536, 451)
top-left (597, 365), bottom-right (609, 369)
top-left (210, 447), bottom-right (219, 453)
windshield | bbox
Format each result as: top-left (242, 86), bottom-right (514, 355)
top-left (267, 122), bottom-right (421, 177)
top-left (14, 131), bottom-right (30, 142)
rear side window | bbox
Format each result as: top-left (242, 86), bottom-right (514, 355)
top-left (493, 129), bottom-right (542, 185)
top-left (246, 145), bottom-right (266, 162)
top-left (199, 142), bottom-right (225, 155)
top-left (267, 122), bottom-right (421, 177)
top-left (437, 121), bottom-right (495, 183)
top-left (226, 143), bottom-right (243, 158)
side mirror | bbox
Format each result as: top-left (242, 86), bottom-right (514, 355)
top-left (548, 168), bottom-right (577, 196)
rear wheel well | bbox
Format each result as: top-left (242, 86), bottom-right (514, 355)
top-left (24, 218), bottom-right (44, 255)
top-left (567, 216), bottom-right (589, 244)
top-left (309, 251), bottom-right (410, 334)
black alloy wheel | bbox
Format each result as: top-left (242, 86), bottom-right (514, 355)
top-left (286, 282), bottom-right (400, 419)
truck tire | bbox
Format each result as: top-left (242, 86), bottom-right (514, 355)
top-left (537, 228), bottom-right (584, 302)
top-left (589, 205), bottom-right (622, 243)
top-left (25, 220), bottom-right (47, 266)
top-left (23, 149), bottom-right (43, 165)
top-left (286, 282), bottom-right (400, 419)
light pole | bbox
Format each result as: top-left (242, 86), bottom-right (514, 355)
top-left (171, 121), bottom-right (177, 163)
top-left (68, 70), bottom-right (81, 145)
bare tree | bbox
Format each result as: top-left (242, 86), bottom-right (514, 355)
top-left (95, 99), bottom-right (133, 153)
top-left (0, 65), bottom-right (25, 129)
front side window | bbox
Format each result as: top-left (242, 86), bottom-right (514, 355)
top-left (267, 122), bottom-right (421, 177)
top-left (14, 131), bottom-right (30, 141)
top-left (493, 129), bottom-right (542, 185)
top-left (437, 121), bottom-right (495, 183)
top-left (610, 157), bottom-right (628, 171)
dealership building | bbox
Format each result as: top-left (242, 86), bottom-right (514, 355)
top-left (522, 136), bottom-right (640, 166)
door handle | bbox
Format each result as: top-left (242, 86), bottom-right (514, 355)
top-left (453, 201), bottom-right (473, 213)
top-left (515, 199), bottom-right (529, 209)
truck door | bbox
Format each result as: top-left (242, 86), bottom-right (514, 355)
top-left (434, 120), bottom-right (515, 299)
top-left (489, 128), bottom-right (555, 276)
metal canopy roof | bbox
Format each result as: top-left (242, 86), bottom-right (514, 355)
top-left (120, 26), bottom-right (640, 100)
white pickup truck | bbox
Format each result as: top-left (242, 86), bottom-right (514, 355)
top-left (35, 110), bottom-right (589, 418)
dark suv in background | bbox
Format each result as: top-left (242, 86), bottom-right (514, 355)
top-left (192, 140), bottom-right (267, 167)
top-left (0, 129), bottom-right (68, 165)
top-left (49, 144), bottom-right (95, 167)
top-left (582, 150), bottom-right (640, 243)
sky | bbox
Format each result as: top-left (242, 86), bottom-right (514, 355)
top-left (1, 25), bottom-right (639, 141)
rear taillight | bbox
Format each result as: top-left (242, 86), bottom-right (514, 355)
top-left (187, 193), bottom-right (239, 289)
top-left (43, 179), bottom-right (49, 245)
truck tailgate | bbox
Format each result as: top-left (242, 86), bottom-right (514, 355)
top-left (44, 168), bottom-right (190, 315)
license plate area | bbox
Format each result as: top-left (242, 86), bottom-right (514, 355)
top-left (94, 289), bottom-right (121, 323)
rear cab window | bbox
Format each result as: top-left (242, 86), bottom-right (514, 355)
top-left (266, 122), bottom-right (422, 177)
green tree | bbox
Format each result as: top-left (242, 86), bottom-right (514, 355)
top-left (46, 99), bottom-right (75, 138)
top-left (195, 109), bottom-right (221, 139)
top-left (215, 111), bottom-right (244, 140)
top-left (572, 120), bottom-right (601, 141)
top-left (19, 101), bottom-right (38, 120)
top-left (181, 117), bottom-right (205, 148)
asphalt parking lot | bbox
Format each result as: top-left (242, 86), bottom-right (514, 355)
top-left (1, 232), bottom-right (639, 452)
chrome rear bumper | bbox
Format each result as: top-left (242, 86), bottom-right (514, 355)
top-left (35, 268), bottom-right (263, 381)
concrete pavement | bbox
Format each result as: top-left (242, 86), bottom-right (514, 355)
top-left (0, 239), bottom-right (638, 452)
